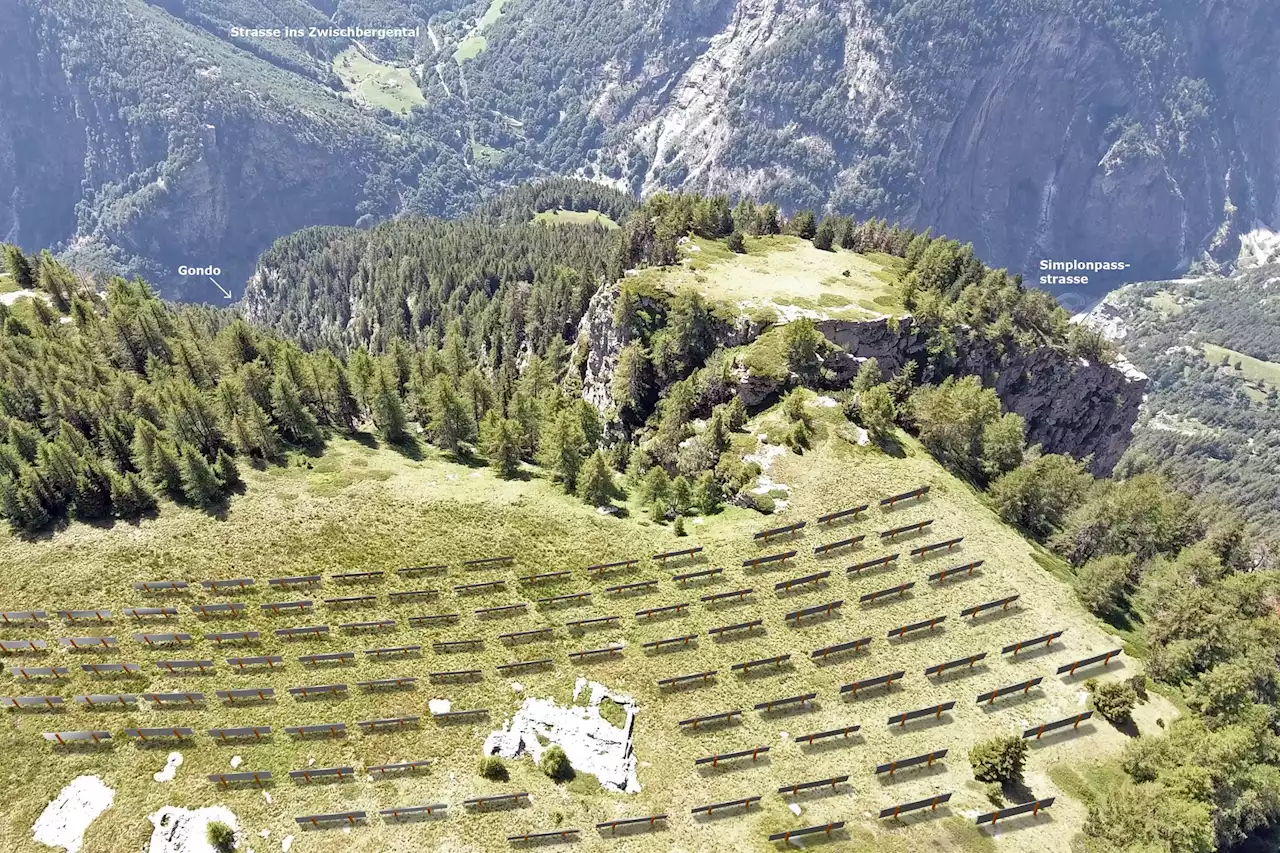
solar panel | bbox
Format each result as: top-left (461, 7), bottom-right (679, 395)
top-left (433, 708), bottom-right (489, 720)
top-left (499, 627), bottom-right (554, 643)
top-left (357, 715), bottom-right (420, 730)
top-left (927, 560), bottom-right (984, 584)
top-left (156, 659), bottom-right (214, 673)
top-left (462, 556), bottom-right (514, 568)
top-left (784, 600), bottom-right (843, 624)
top-left (693, 746), bottom-right (769, 766)
top-left (57, 609), bottom-right (112, 622)
top-left (429, 669), bottom-right (482, 682)
top-left (641, 634), bottom-right (697, 652)
top-left (284, 723), bottom-right (347, 738)
top-left (584, 558), bottom-right (638, 576)
top-left (793, 724), bottom-right (861, 745)
top-left (879, 519), bottom-right (933, 539)
top-left (754, 692), bottom-right (817, 713)
top-left (595, 815), bottom-right (667, 834)
top-left (1023, 712), bottom-right (1093, 739)
top-left (408, 613), bottom-right (459, 626)
top-left (454, 580), bottom-right (506, 594)
top-left (878, 792), bottom-right (951, 819)
top-left (875, 748), bottom-right (948, 774)
top-left (79, 662), bottom-right (141, 676)
top-left (977, 677), bottom-right (1045, 705)
top-left (274, 625), bottom-right (329, 639)
top-left (288, 765), bottom-right (355, 782)
top-left (368, 759), bottom-right (430, 775)
top-left (463, 792), bottom-right (528, 808)
top-left (566, 615), bottom-right (620, 630)
top-left (960, 594), bottom-right (1020, 618)
top-left (200, 578), bottom-right (255, 591)
top-left (142, 692), bottom-right (205, 705)
top-left (208, 726), bottom-right (271, 740)
top-left (260, 600), bottom-right (313, 614)
top-left (537, 591), bottom-right (591, 607)
top-left (887, 615), bottom-right (946, 639)
top-left (298, 651), bottom-right (355, 665)
top-left (134, 580), bottom-right (189, 592)
top-left (671, 567), bottom-right (723, 585)
top-left (1056, 649), bottom-right (1122, 676)
top-left (74, 693), bottom-right (139, 707)
top-left (700, 588), bottom-right (753, 605)
top-left (10, 666), bottom-right (68, 679)
top-left (655, 669), bottom-right (717, 688)
top-left (1001, 631), bottom-right (1064, 656)
top-left (362, 645), bottom-right (421, 658)
top-left (753, 521), bottom-right (806, 541)
top-left (775, 571), bottom-right (831, 593)
top-left (122, 607), bottom-right (178, 620)
top-left (226, 655), bottom-right (283, 669)
top-left (432, 638), bottom-right (483, 652)
top-left (1, 639), bottom-right (48, 652)
top-left (208, 771), bottom-right (271, 787)
top-left (730, 653), bottom-right (790, 673)
top-left (331, 570), bottom-right (384, 583)
top-left (125, 727), bottom-right (194, 740)
top-left (879, 485), bottom-right (930, 508)
top-left (133, 633), bottom-right (192, 645)
top-left (887, 702), bottom-right (956, 727)
top-left (766, 822), bottom-right (846, 842)
top-left (287, 684), bottom-right (347, 699)
top-left (925, 652), bottom-right (987, 677)
top-left (810, 637), bottom-right (872, 660)
top-left (57, 637), bottom-right (116, 649)
top-left (859, 582), bottom-right (914, 604)
top-left (268, 575), bottom-right (321, 589)
top-left (508, 829), bottom-right (580, 843)
top-left (355, 676), bottom-right (419, 689)
top-left (338, 620), bottom-right (395, 631)
top-left (636, 602), bottom-right (689, 620)
top-left (205, 631), bottom-right (259, 644)
top-left (846, 553), bottom-right (899, 575)
top-left (567, 645), bottom-right (623, 661)
top-left (0, 610), bottom-right (47, 624)
top-left (518, 570), bottom-right (571, 585)
top-left (2, 695), bottom-right (65, 709)
top-left (191, 602), bottom-right (245, 616)
top-left (708, 619), bottom-right (764, 638)
top-left (840, 670), bottom-right (906, 696)
top-left (816, 505), bottom-right (869, 524)
top-left (910, 537), bottom-right (963, 557)
top-left (381, 804), bottom-right (447, 819)
top-left (216, 688), bottom-right (275, 703)
top-left (813, 535), bottom-right (866, 556)
top-left (741, 551), bottom-right (796, 569)
top-left (690, 796), bottom-right (761, 815)
top-left (388, 589), bottom-right (439, 603)
top-left (604, 579), bottom-right (658, 594)
top-left (43, 730), bottom-right (111, 744)
top-left (976, 797), bottom-right (1055, 825)
top-left (294, 812), bottom-right (365, 827)
top-left (651, 546), bottom-right (703, 563)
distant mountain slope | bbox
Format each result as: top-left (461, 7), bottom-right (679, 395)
top-left (1085, 264), bottom-right (1280, 534)
top-left (1, 0), bottom-right (1276, 300)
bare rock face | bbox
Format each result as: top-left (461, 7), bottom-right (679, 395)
top-left (579, 280), bottom-right (626, 414)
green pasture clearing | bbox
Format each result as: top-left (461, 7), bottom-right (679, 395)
top-left (0, 403), bottom-right (1162, 852)
top-left (1203, 342), bottom-right (1280, 392)
top-left (453, 0), bottom-right (510, 63)
top-left (470, 140), bottom-right (506, 167)
top-left (629, 235), bottom-right (905, 323)
top-left (333, 47), bottom-right (424, 115)
top-left (1143, 290), bottom-right (1184, 316)
top-left (531, 209), bottom-right (620, 230)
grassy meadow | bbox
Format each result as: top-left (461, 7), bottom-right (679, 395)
top-left (0, 397), bottom-right (1164, 852)
top-left (333, 47), bottom-right (424, 115)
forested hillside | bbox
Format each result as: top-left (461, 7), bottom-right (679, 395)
top-left (1088, 266), bottom-right (1280, 542)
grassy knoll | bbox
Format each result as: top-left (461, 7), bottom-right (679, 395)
top-left (454, 0), bottom-right (510, 63)
top-left (629, 235), bottom-right (906, 323)
top-left (1203, 342), bottom-right (1280, 392)
top-left (333, 47), bottom-right (424, 115)
top-left (0, 399), bottom-right (1163, 852)
top-left (531, 209), bottom-right (620, 230)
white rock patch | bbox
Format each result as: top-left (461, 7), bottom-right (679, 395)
top-left (429, 698), bottom-right (452, 714)
top-left (230, 756), bottom-right (242, 769)
top-left (146, 805), bottom-right (236, 853)
top-left (32, 775), bottom-right (115, 853)
top-left (789, 803), bottom-right (803, 817)
top-left (485, 678), bottom-right (640, 792)
top-left (281, 835), bottom-right (294, 852)
top-left (153, 751), bottom-right (183, 782)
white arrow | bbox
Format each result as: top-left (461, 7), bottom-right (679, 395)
top-left (208, 277), bottom-right (232, 300)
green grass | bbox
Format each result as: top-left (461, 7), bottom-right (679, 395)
top-left (0, 411), bottom-right (1158, 852)
top-left (1143, 290), bottom-right (1184, 316)
top-left (453, 0), bottom-right (510, 63)
top-left (333, 47), bottom-right (424, 115)
top-left (1203, 343), bottom-right (1280, 392)
top-left (531, 209), bottom-right (620, 230)
top-left (628, 235), bottom-right (904, 324)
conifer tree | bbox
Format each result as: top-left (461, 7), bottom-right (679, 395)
top-left (577, 450), bottom-right (615, 507)
top-left (479, 410), bottom-right (522, 479)
top-left (271, 375), bottom-right (321, 446)
top-left (640, 465), bottom-right (671, 506)
top-left (694, 471), bottom-right (722, 514)
top-left (150, 440), bottom-right (184, 495)
top-left (372, 366), bottom-right (408, 443)
top-left (332, 365), bottom-right (359, 433)
top-left (538, 408), bottom-right (587, 492)
top-left (2, 245), bottom-right (35, 290)
top-left (813, 218), bottom-right (836, 250)
top-left (428, 376), bottom-right (474, 453)
top-left (179, 445), bottom-right (223, 507)
top-left (110, 472), bottom-right (156, 517)
top-left (671, 475), bottom-right (692, 515)
top-left (73, 458), bottom-right (114, 520)
top-left (216, 451), bottom-right (243, 490)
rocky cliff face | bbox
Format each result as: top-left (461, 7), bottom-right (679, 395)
top-left (581, 281), bottom-right (1146, 474)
